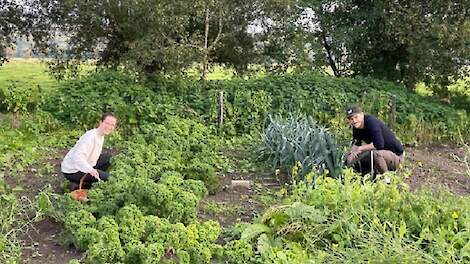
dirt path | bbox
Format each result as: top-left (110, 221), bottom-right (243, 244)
top-left (4, 148), bottom-right (84, 264)
top-left (20, 218), bottom-right (83, 264)
top-left (404, 145), bottom-right (470, 195)
top-left (197, 173), bottom-right (277, 228)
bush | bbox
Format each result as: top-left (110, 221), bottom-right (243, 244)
top-left (44, 70), bottom-right (183, 130)
top-left (0, 82), bottom-right (44, 113)
top-left (174, 73), bottom-right (470, 144)
top-left (46, 70), bottom-right (470, 144)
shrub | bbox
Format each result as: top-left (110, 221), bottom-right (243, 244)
top-left (175, 73), bottom-right (470, 144)
top-left (44, 70), bottom-right (183, 130)
top-left (46, 70), bottom-right (470, 144)
top-left (0, 82), bottom-right (44, 113)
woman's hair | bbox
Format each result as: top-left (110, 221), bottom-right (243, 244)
top-left (100, 112), bottom-right (116, 121)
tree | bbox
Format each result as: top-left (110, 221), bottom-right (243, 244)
top-left (384, 0), bottom-right (469, 94)
top-left (33, 0), bottom-right (262, 79)
top-left (299, 0), bottom-right (469, 92)
top-left (0, 1), bottom-right (26, 65)
top-left (250, 0), bottom-right (327, 74)
top-left (211, 1), bottom-right (260, 75)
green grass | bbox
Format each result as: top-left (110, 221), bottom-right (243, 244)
top-left (0, 59), bottom-right (58, 91)
top-left (184, 64), bottom-right (236, 80)
top-left (415, 82), bottom-right (434, 96)
top-left (0, 60), bottom-right (239, 87)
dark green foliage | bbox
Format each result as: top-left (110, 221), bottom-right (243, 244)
top-left (0, 1), bottom-right (27, 65)
top-left (46, 70), bottom-right (470, 144)
top-left (185, 73), bottom-right (470, 143)
top-left (0, 82), bottom-right (44, 113)
top-left (150, 80), bottom-right (273, 136)
top-left (248, 0), bottom-right (469, 92)
top-left (44, 71), bottom-right (183, 130)
top-left (33, 0), bottom-right (260, 79)
top-left (9, 0), bottom-right (470, 94)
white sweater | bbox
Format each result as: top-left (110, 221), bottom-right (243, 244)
top-left (61, 128), bottom-right (104, 174)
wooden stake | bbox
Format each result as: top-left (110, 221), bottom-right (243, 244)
top-left (218, 90), bottom-right (224, 128)
top-left (388, 94), bottom-right (396, 129)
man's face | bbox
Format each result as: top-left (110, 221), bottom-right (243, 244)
top-left (98, 116), bottom-right (117, 135)
top-left (347, 112), bottom-right (364, 129)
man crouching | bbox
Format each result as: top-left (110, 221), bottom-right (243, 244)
top-left (345, 105), bottom-right (404, 176)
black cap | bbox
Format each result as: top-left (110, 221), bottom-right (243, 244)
top-left (346, 105), bottom-right (362, 118)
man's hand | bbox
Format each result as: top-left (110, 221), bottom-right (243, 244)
top-left (351, 145), bottom-right (362, 157)
top-left (346, 145), bottom-right (362, 164)
top-left (90, 169), bottom-right (101, 181)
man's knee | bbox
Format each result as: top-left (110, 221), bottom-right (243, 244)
top-left (372, 151), bottom-right (385, 162)
top-left (373, 150), bottom-right (400, 172)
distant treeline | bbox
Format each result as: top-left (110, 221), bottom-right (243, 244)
top-left (6, 37), bottom-right (67, 58)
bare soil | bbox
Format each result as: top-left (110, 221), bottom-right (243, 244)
top-left (20, 218), bottom-right (83, 264)
top-left (4, 148), bottom-right (84, 264)
top-left (404, 144), bottom-right (470, 195)
top-left (197, 173), bottom-right (274, 228)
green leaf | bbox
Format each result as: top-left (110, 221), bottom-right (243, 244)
top-left (37, 192), bottom-right (51, 212)
top-left (240, 223), bottom-right (271, 242)
top-left (256, 233), bottom-right (272, 255)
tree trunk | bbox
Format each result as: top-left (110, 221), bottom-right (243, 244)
top-left (201, 6), bottom-right (210, 80)
top-left (320, 30), bottom-right (340, 77)
top-left (404, 60), bottom-right (417, 91)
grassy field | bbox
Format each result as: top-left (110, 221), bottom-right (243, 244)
top-left (0, 59), bottom-right (59, 91)
top-left (0, 59), bottom-right (238, 87)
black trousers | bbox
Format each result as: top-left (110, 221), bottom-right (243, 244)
top-left (63, 153), bottom-right (111, 188)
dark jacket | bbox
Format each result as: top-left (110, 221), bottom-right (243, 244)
top-left (353, 115), bottom-right (404, 155)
